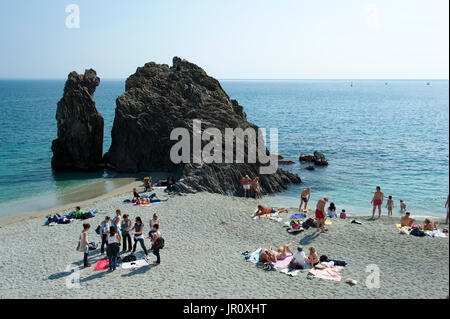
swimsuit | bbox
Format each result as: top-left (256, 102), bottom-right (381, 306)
top-left (301, 196), bottom-right (308, 202)
top-left (315, 209), bottom-right (325, 220)
top-left (373, 199), bottom-right (382, 206)
top-left (243, 184), bottom-right (250, 190)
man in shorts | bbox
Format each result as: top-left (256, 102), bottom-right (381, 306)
top-left (315, 197), bottom-right (329, 233)
top-left (371, 186), bottom-right (384, 219)
top-left (299, 187), bottom-right (311, 211)
top-left (241, 175), bottom-right (252, 198)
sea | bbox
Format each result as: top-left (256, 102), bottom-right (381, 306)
top-left (0, 79), bottom-right (448, 219)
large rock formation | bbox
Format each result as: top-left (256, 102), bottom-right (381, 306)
top-left (51, 69), bottom-right (104, 170)
top-left (104, 57), bottom-right (300, 195)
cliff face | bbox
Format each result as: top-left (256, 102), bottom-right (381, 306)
top-left (104, 57), bottom-right (301, 195)
top-left (51, 69), bottom-right (104, 170)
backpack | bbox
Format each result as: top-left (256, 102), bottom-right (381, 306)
top-left (410, 228), bottom-right (425, 237)
top-left (154, 237), bottom-right (165, 250)
top-left (122, 255), bottom-right (136, 263)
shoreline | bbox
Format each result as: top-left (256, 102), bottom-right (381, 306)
top-left (0, 191), bottom-right (447, 299)
top-left (0, 179), bottom-right (142, 227)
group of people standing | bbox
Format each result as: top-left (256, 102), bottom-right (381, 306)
top-left (241, 175), bottom-right (262, 198)
top-left (78, 209), bottom-right (163, 271)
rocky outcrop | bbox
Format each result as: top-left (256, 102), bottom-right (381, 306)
top-left (299, 151), bottom-right (328, 166)
top-left (51, 69), bottom-right (104, 170)
top-left (313, 151), bottom-right (328, 166)
top-left (104, 57), bottom-right (301, 195)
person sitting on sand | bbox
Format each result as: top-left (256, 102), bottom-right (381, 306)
top-left (371, 186), bottom-right (384, 219)
top-left (289, 246), bottom-right (308, 269)
top-left (251, 177), bottom-right (262, 199)
top-left (315, 197), bottom-right (329, 233)
top-left (133, 188), bottom-right (140, 202)
top-left (299, 187), bottom-right (311, 212)
top-left (241, 175), bottom-right (252, 198)
top-left (74, 206), bottom-right (83, 218)
top-left (401, 212), bottom-right (415, 227)
top-left (326, 202), bottom-right (337, 218)
top-left (307, 246), bottom-right (319, 267)
top-left (423, 218), bottom-right (437, 231)
top-left (340, 209), bottom-right (347, 219)
top-left (386, 196), bottom-right (394, 217)
top-left (143, 177), bottom-right (152, 192)
top-left (400, 200), bottom-right (407, 213)
top-left (131, 217), bottom-right (149, 260)
top-left (79, 223), bottom-right (94, 268)
top-left (253, 205), bottom-right (288, 217)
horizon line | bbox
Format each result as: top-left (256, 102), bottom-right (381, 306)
top-left (0, 77), bottom-right (448, 81)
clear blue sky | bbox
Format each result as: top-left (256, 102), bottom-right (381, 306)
top-left (0, 0), bottom-right (448, 79)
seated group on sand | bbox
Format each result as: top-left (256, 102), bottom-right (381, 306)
top-left (258, 243), bottom-right (319, 269)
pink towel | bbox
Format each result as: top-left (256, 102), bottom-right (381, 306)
top-left (94, 258), bottom-right (109, 271)
top-left (310, 266), bottom-right (343, 281)
top-left (273, 254), bottom-right (294, 269)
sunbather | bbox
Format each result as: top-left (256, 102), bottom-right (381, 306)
top-left (307, 246), bottom-right (319, 267)
top-left (400, 212), bottom-right (415, 227)
top-left (423, 218), bottom-right (437, 231)
top-left (253, 205), bottom-right (288, 217)
top-left (133, 188), bottom-right (140, 201)
top-left (289, 246), bottom-right (308, 269)
top-left (149, 193), bottom-right (169, 202)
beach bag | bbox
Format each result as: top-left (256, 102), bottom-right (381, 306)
top-left (122, 255), bottom-right (136, 263)
top-left (154, 237), bottom-right (165, 250)
top-left (95, 225), bottom-right (101, 235)
top-left (410, 228), bottom-right (425, 237)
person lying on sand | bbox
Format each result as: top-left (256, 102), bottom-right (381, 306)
top-left (401, 212), bottom-right (415, 227)
top-left (253, 205), bottom-right (288, 217)
top-left (149, 193), bottom-right (169, 202)
top-left (259, 243), bottom-right (293, 263)
top-left (136, 197), bottom-right (151, 205)
top-left (423, 218), bottom-right (437, 231)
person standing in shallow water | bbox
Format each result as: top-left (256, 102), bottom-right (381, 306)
top-left (299, 187), bottom-right (311, 212)
top-left (371, 186), bottom-right (384, 219)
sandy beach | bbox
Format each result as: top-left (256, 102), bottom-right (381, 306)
top-left (0, 187), bottom-right (448, 299)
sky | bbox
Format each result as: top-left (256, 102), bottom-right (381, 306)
top-left (0, 0), bottom-right (448, 79)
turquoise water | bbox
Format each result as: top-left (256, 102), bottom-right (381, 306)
top-left (0, 79), bottom-right (448, 217)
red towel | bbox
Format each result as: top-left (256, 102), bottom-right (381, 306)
top-left (94, 258), bottom-right (109, 271)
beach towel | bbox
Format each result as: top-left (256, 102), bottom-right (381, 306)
top-left (290, 213), bottom-right (307, 220)
top-left (308, 266), bottom-right (344, 281)
top-left (247, 248), bottom-right (261, 263)
top-left (273, 254), bottom-right (294, 269)
top-left (121, 259), bottom-right (149, 269)
top-left (325, 219), bottom-right (332, 225)
top-left (94, 258), bottom-right (109, 271)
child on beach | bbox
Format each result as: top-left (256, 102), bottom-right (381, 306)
top-left (340, 209), bottom-right (347, 219)
top-left (386, 196), bottom-right (394, 216)
top-left (400, 200), bottom-right (407, 213)
top-left (307, 246), bottom-right (319, 267)
top-left (74, 206), bottom-right (83, 218)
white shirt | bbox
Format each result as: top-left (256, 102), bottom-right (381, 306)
top-left (292, 251), bottom-right (307, 267)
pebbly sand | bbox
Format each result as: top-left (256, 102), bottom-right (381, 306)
top-left (0, 186), bottom-right (448, 299)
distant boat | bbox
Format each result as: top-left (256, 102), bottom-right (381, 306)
top-left (427, 82), bottom-right (430, 86)
top-left (385, 82), bottom-right (388, 85)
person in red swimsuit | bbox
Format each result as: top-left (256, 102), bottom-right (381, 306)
top-left (315, 197), bottom-right (329, 233)
top-left (371, 186), bottom-right (384, 219)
